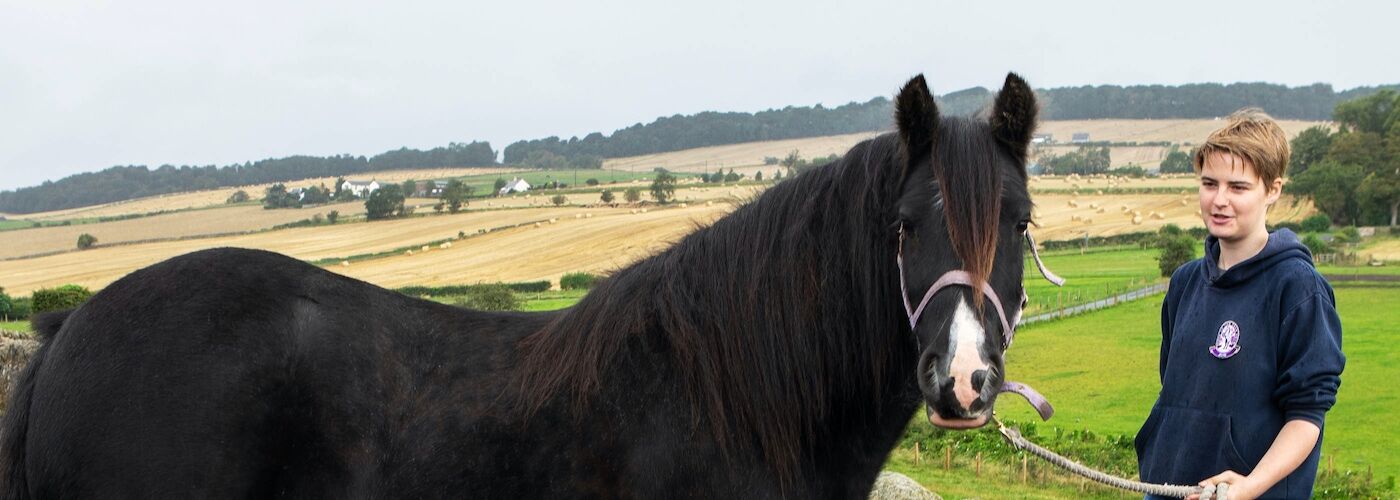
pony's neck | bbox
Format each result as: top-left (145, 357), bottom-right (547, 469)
top-left (515, 134), bottom-right (918, 480)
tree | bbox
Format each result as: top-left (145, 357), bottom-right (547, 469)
top-left (1289, 126), bottom-right (1334, 176)
top-left (333, 177), bottom-right (347, 200)
top-left (624, 187), bottom-right (641, 203)
top-left (440, 179), bottom-right (471, 213)
top-left (723, 169), bottom-right (741, 183)
top-left (327, 210), bottom-right (339, 224)
top-left (754, 171), bottom-right (763, 182)
top-left (560, 272), bottom-right (598, 290)
top-left (76, 233), bottom-right (97, 250)
top-left (585, 178), bottom-right (599, 186)
top-left (600, 190), bottom-right (615, 204)
top-left (1290, 161), bottom-right (1365, 225)
top-left (226, 190), bottom-right (250, 204)
top-left (262, 183), bottom-right (298, 209)
top-left (1301, 214), bottom-right (1332, 233)
top-left (402, 179), bottom-right (419, 198)
top-left (1332, 89), bottom-right (1399, 135)
top-left (1159, 148), bottom-right (1193, 174)
top-left (773, 170), bottom-right (784, 182)
top-left (493, 178), bottom-right (508, 196)
top-left (551, 194), bottom-right (568, 206)
top-left (364, 185), bottom-right (406, 220)
top-left (650, 170), bottom-right (677, 203)
top-left (1156, 232), bottom-right (1196, 277)
top-left (780, 150), bottom-right (802, 174)
top-left (0, 292), bottom-right (12, 321)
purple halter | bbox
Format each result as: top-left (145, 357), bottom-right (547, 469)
top-left (896, 225), bottom-right (1064, 421)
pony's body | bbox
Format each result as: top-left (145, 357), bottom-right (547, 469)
top-left (2, 74), bottom-right (1040, 499)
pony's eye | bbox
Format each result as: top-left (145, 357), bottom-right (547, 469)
top-left (1016, 220), bottom-right (1030, 233)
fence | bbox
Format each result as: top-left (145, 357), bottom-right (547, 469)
top-left (1020, 283), bottom-right (1168, 326)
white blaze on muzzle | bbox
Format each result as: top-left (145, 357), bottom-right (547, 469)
top-left (897, 226), bottom-right (1064, 421)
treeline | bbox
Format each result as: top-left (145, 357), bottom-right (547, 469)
top-left (0, 141), bottom-right (495, 214)
top-left (502, 88), bottom-right (992, 164)
top-left (1286, 90), bottom-right (1400, 226)
top-left (503, 82), bottom-right (1399, 165)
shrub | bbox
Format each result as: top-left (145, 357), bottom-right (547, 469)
top-left (551, 194), bottom-right (568, 206)
top-left (1302, 214), bottom-right (1332, 233)
top-left (560, 272), bottom-right (598, 290)
top-left (1156, 235), bottom-right (1197, 277)
top-left (327, 210), bottom-right (339, 224)
top-left (600, 190), bottom-right (615, 204)
top-left (8, 297), bottom-right (32, 320)
top-left (1302, 233), bottom-right (1332, 256)
top-left (585, 178), bottom-right (599, 186)
top-left (453, 285), bottom-right (519, 311)
top-left (624, 187), bottom-right (641, 203)
top-left (31, 285), bottom-right (93, 314)
top-left (76, 233), bottom-right (97, 250)
top-left (225, 190), bottom-right (250, 204)
top-left (0, 293), bottom-right (12, 321)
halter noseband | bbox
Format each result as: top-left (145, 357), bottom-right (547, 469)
top-left (896, 224), bottom-right (1064, 420)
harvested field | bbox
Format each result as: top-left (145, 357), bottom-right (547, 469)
top-left (1032, 119), bottom-right (1328, 144)
top-left (16, 167), bottom-right (521, 222)
top-left (600, 119), bottom-right (1330, 179)
top-left (331, 203), bottom-right (733, 289)
top-left (1028, 193), bottom-right (1316, 242)
top-left (0, 204), bottom-right (735, 296)
top-left (1, 201), bottom-right (364, 260)
top-left (1027, 174), bottom-right (1200, 192)
top-left (602, 132), bottom-right (884, 178)
top-left (1362, 239), bottom-right (1400, 261)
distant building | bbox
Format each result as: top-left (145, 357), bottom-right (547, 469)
top-left (342, 180), bottom-right (381, 198)
top-left (1032, 133), bottom-right (1053, 144)
top-left (498, 178), bottom-right (531, 196)
top-left (1071, 132), bottom-right (1090, 143)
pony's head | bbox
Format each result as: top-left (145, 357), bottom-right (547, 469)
top-left (892, 73), bottom-right (1038, 429)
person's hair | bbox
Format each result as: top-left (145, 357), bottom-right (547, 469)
top-left (1192, 108), bottom-right (1290, 190)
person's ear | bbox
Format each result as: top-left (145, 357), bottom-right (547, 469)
top-left (1266, 177), bottom-right (1284, 205)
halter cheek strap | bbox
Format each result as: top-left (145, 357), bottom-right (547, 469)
top-left (897, 224), bottom-right (1064, 421)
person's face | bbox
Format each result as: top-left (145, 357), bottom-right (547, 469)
top-left (1198, 152), bottom-right (1282, 244)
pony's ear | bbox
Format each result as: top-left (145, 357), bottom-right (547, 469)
top-left (896, 74), bottom-right (939, 162)
top-left (990, 72), bottom-right (1038, 163)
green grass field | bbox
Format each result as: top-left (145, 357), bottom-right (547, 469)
top-left (0, 321), bottom-right (28, 332)
top-left (994, 286), bottom-right (1399, 480)
top-left (0, 220), bottom-right (35, 231)
top-left (1023, 247), bottom-right (1164, 315)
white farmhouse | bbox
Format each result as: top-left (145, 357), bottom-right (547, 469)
top-left (342, 180), bottom-right (381, 198)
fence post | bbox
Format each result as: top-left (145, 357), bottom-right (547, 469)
top-left (944, 445), bottom-right (952, 470)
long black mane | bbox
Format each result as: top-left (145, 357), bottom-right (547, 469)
top-left (514, 113), bottom-right (1015, 482)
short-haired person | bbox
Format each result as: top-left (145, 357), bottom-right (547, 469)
top-left (1135, 109), bottom-right (1345, 499)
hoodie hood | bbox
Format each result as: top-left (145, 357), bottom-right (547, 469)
top-left (1203, 228), bottom-right (1313, 287)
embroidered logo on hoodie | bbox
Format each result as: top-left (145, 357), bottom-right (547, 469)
top-left (1210, 320), bottom-right (1241, 359)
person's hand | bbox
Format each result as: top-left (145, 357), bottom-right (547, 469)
top-left (1184, 470), bottom-right (1265, 500)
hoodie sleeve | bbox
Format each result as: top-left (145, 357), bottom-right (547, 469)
top-left (1273, 289), bottom-right (1345, 427)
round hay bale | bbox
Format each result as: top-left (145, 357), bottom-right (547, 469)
top-left (549, 218), bottom-right (558, 224)
top-left (585, 213), bottom-right (593, 218)
top-left (1133, 215), bottom-right (1144, 225)
top-left (341, 260), bottom-right (350, 267)
top-left (406, 250), bottom-right (414, 256)
top-left (1097, 207), bottom-right (1106, 213)
top-left (1067, 200), bottom-right (1079, 208)
top-left (1082, 217), bottom-right (1094, 224)
top-left (868, 471), bottom-right (941, 500)
top-left (630, 209), bottom-right (638, 214)
top-left (1180, 199), bottom-right (1190, 206)
top-left (1071, 215), bottom-right (1081, 222)
top-left (1096, 189), bottom-right (1104, 196)
top-left (1089, 202), bottom-right (1100, 209)
top-left (680, 203), bottom-right (688, 208)
top-left (1152, 212), bottom-right (1166, 220)
top-left (421, 245), bottom-right (430, 252)
top-left (706, 201), bottom-right (714, 206)
top-left (641, 208), bottom-right (649, 213)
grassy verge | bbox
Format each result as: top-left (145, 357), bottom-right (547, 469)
top-left (0, 321), bottom-right (30, 333)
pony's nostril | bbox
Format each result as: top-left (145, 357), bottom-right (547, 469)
top-left (970, 369), bottom-right (988, 393)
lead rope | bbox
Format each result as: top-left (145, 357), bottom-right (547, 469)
top-left (992, 414), bottom-right (1210, 498)
top-left (1008, 233), bottom-right (1217, 498)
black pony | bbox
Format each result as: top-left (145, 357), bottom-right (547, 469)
top-left (1, 73), bottom-right (1039, 499)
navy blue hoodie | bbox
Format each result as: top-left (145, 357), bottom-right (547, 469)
top-left (1135, 229), bottom-right (1345, 498)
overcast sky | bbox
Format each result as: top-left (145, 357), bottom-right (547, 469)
top-left (1, 0), bottom-right (1394, 191)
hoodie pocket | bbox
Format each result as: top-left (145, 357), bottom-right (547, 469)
top-left (1136, 406), bottom-right (1251, 485)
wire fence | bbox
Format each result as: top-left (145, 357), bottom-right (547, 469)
top-left (1020, 283), bottom-right (1169, 326)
